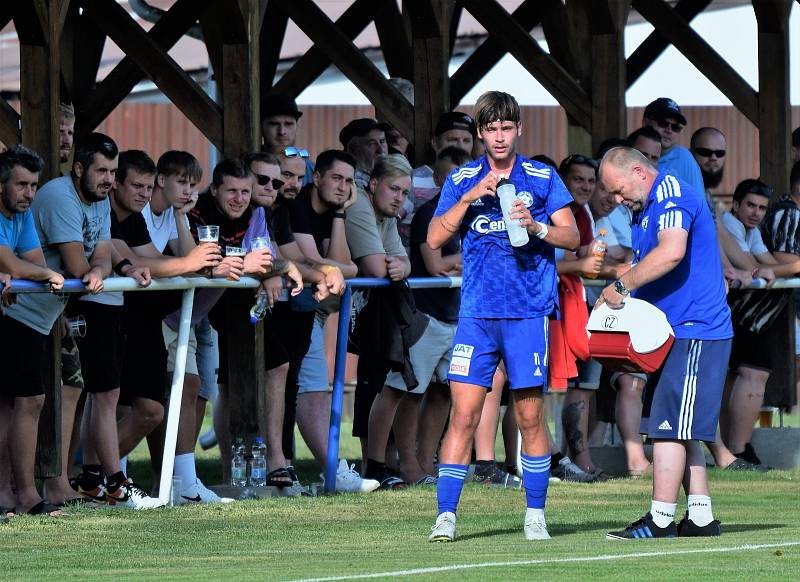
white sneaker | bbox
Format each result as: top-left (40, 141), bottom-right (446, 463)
top-left (524, 508), bottom-right (551, 540)
top-left (106, 479), bottom-right (164, 510)
top-left (179, 478), bottom-right (235, 505)
top-left (429, 511), bottom-right (457, 542)
top-left (326, 459), bottom-right (379, 493)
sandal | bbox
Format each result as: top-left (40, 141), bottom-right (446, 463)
top-left (266, 467), bottom-right (294, 488)
top-left (378, 474), bottom-right (408, 490)
top-left (24, 500), bottom-right (63, 517)
top-left (414, 475), bottom-right (437, 486)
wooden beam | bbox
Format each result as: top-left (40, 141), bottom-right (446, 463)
top-left (632, 0), bottom-right (759, 126)
top-left (81, 0), bottom-right (223, 149)
top-left (0, 8), bottom-right (14, 32)
top-left (199, 3), bottom-right (224, 86)
top-left (753, 0), bottom-right (792, 196)
top-left (590, 0), bottom-right (629, 154)
top-left (462, 0), bottom-right (592, 129)
top-left (626, 0), bottom-right (711, 88)
top-left (410, 0), bottom-right (453, 165)
top-left (448, 0), bottom-right (463, 58)
top-left (71, 7), bottom-right (107, 108)
top-left (375, 0), bottom-right (412, 79)
top-left (541, 0), bottom-right (577, 78)
top-left (18, 1), bottom-right (61, 180)
top-left (36, 331), bottom-right (61, 479)
top-left (223, 1), bottom-right (264, 446)
top-left (77, 0), bottom-right (209, 139)
top-left (259, 0), bottom-right (289, 92)
top-left (0, 98), bottom-right (21, 147)
top-left (221, 0), bottom-right (261, 157)
top-left (449, 0), bottom-right (543, 108)
top-left (278, 0), bottom-right (414, 140)
top-left (271, 0), bottom-right (376, 100)
top-left (225, 291), bottom-right (267, 448)
top-left (16, 0), bottom-right (64, 478)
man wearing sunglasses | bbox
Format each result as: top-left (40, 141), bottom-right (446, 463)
top-left (642, 98), bottom-right (704, 194)
top-left (690, 127), bottom-right (727, 194)
top-left (241, 151), bottom-right (357, 492)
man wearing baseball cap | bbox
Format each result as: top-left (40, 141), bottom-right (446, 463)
top-left (339, 118), bottom-right (390, 190)
top-left (399, 112), bottom-right (477, 247)
top-left (262, 94), bottom-right (315, 185)
top-left (642, 97), bottom-right (704, 193)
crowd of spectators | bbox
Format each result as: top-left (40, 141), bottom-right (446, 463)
top-left (0, 93), bottom-right (798, 517)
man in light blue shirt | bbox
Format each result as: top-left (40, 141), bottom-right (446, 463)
top-left (642, 98), bottom-right (704, 193)
top-left (0, 145), bottom-right (65, 517)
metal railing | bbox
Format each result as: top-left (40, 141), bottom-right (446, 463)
top-left (6, 274), bottom-right (798, 494)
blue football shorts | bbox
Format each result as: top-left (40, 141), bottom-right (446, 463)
top-left (640, 337), bottom-right (732, 442)
top-left (446, 316), bottom-right (549, 391)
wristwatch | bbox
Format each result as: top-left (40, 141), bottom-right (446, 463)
top-left (614, 279), bottom-right (629, 296)
top-left (333, 211), bottom-right (346, 219)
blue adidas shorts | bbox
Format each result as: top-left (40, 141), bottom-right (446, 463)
top-left (641, 337), bottom-right (732, 442)
top-left (447, 316), bottom-right (549, 390)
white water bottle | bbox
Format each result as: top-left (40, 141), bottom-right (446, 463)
top-left (496, 178), bottom-right (529, 247)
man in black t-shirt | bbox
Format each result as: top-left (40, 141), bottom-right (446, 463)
top-left (109, 151), bottom-right (223, 490)
top-left (285, 150), bottom-right (379, 492)
top-left (240, 151), bottom-right (344, 490)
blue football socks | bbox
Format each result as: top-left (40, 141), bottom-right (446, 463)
top-left (520, 454), bottom-right (551, 509)
top-left (437, 464), bottom-right (468, 514)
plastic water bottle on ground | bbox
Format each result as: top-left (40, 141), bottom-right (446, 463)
top-left (231, 437), bottom-right (247, 487)
top-left (584, 229), bottom-right (608, 279)
top-left (496, 178), bottom-right (530, 247)
top-left (250, 437), bottom-right (267, 487)
top-left (250, 293), bottom-right (270, 324)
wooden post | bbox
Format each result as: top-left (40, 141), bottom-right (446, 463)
top-left (409, 0), bottom-right (453, 166)
top-left (590, 0), bottom-right (629, 155)
top-left (219, 0), bottom-right (267, 443)
top-left (753, 0), bottom-right (792, 196)
top-left (14, 0), bottom-right (65, 477)
top-left (548, 0), bottom-right (591, 155)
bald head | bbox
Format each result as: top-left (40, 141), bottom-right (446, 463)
top-left (691, 127), bottom-right (726, 189)
top-left (599, 146), bottom-right (658, 213)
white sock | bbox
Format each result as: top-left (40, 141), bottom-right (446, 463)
top-left (173, 453), bottom-right (197, 490)
top-left (525, 507), bottom-right (545, 521)
top-left (119, 456), bottom-right (128, 475)
top-left (650, 500), bottom-right (677, 528)
top-left (687, 495), bottom-right (713, 527)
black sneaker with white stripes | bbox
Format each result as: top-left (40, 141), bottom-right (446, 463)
top-left (607, 512), bottom-right (677, 540)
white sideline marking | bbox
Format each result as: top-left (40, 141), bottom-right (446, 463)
top-left (285, 541), bottom-right (800, 582)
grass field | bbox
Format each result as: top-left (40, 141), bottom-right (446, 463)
top-left (2, 421), bottom-right (799, 581)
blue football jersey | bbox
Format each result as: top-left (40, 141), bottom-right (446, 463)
top-left (631, 172), bottom-right (733, 340)
top-left (433, 154), bottom-right (574, 319)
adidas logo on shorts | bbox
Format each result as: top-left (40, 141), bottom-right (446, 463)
top-left (658, 420), bottom-right (672, 431)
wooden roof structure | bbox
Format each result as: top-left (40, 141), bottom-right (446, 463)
top-left (2, 1), bottom-right (796, 189)
top-left (3, 0), bottom-right (797, 472)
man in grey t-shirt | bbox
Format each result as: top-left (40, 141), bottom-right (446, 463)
top-left (9, 133), bottom-right (160, 509)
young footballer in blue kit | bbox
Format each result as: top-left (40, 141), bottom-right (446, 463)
top-left (597, 147), bottom-right (733, 539)
top-left (427, 91), bottom-right (579, 542)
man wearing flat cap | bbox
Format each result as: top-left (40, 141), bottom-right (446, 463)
top-left (340, 118), bottom-right (390, 190)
